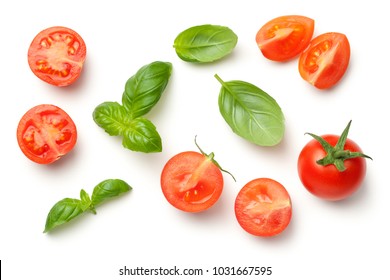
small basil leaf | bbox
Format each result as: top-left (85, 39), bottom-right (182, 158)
top-left (44, 198), bottom-right (85, 233)
top-left (91, 179), bottom-right (132, 207)
top-left (122, 61), bottom-right (172, 118)
top-left (122, 118), bottom-right (162, 152)
top-left (173, 24), bottom-right (238, 63)
top-left (93, 102), bottom-right (131, 136)
top-left (80, 189), bottom-right (94, 213)
top-left (215, 74), bottom-right (285, 146)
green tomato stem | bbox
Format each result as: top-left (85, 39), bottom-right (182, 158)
top-left (194, 135), bottom-right (236, 181)
top-left (307, 120), bottom-right (372, 172)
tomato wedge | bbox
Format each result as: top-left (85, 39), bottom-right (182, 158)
top-left (235, 178), bottom-right (292, 237)
top-left (27, 26), bottom-right (87, 87)
top-left (17, 104), bottom-right (77, 164)
top-left (161, 151), bottom-right (224, 213)
top-left (256, 15), bottom-right (314, 62)
top-left (299, 32), bottom-right (350, 89)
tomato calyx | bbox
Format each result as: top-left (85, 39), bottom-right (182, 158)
top-left (194, 136), bottom-right (236, 182)
top-left (306, 120), bottom-right (372, 172)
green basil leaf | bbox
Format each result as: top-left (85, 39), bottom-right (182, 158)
top-left (173, 24), bottom-right (238, 63)
top-left (92, 102), bottom-right (131, 136)
top-left (122, 61), bottom-right (172, 119)
top-left (215, 74), bottom-right (285, 146)
top-left (91, 179), bottom-right (132, 207)
top-left (44, 198), bottom-right (85, 233)
top-left (122, 118), bottom-right (162, 152)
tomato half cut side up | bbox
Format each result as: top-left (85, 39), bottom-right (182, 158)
top-left (235, 178), bottom-right (292, 237)
top-left (17, 104), bottom-right (77, 164)
top-left (27, 26), bottom-right (87, 87)
top-left (256, 15), bottom-right (314, 62)
top-left (299, 32), bottom-right (350, 89)
top-left (161, 151), bottom-right (224, 213)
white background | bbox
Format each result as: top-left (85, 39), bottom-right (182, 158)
top-left (1, 0), bottom-right (388, 279)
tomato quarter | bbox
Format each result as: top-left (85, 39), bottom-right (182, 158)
top-left (299, 32), bottom-right (350, 89)
top-left (297, 121), bottom-right (371, 201)
top-left (235, 178), bottom-right (292, 237)
top-left (17, 104), bottom-right (77, 164)
top-left (28, 26), bottom-right (87, 87)
top-left (256, 15), bottom-right (314, 62)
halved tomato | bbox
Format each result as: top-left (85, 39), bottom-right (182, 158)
top-left (17, 104), bottom-right (77, 164)
top-left (235, 178), bottom-right (292, 237)
top-left (27, 26), bottom-right (87, 87)
top-left (299, 32), bottom-right (350, 89)
top-left (256, 15), bottom-right (314, 62)
top-left (161, 151), bottom-right (224, 213)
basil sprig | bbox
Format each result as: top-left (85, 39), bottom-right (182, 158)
top-left (173, 24), bottom-right (238, 63)
top-left (93, 61), bottom-right (172, 153)
top-left (44, 179), bottom-right (132, 233)
top-left (215, 74), bottom-right (285, 146)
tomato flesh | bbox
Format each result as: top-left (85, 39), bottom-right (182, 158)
top-left (28, 26), bottom-right (87, 87)
top-left (235, 178), bottom-right (292, 237)
top-left (299, 32), bottom-right (350, 89)
top-left (256, 15), bottom-right (314, 62)
top-left (17, 104), bottom-right (77, 164)
top-left (298, 135), bottom-right (366, 200)
top-left (161, 151), bottom-right (224, 212)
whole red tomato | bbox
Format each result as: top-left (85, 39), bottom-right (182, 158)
top-left (298, 121), bottom-right (371, 201)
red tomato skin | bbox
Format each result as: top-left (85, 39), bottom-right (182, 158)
top-left (161, 151), bottom-right (224, 213)
top-left (235, 178), bottom-right (292, 237)
top-left (299, 32), bottom-right (350, 89)
top-left (298, 135), bottom-right (366, 201)
top-left (256, 15), bottom-right (314, 62)
top-left (17, 104), bottom-right (77, 164)
top-left (27, 26), bottom-right (87, 87)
